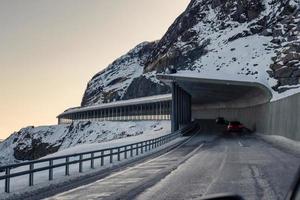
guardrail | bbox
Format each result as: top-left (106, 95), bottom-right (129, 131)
top-left (0, 123), bottom-right (196, 193)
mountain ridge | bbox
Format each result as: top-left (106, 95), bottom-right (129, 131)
top-left (82, 0), bottom-right (300, 106)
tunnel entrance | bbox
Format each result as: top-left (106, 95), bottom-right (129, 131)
top-left (157, 73), bottom-right (272, 132)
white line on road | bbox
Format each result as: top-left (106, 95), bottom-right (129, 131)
top-left (203, 146), bottom-right (229, 196)
top-left (238, 141), bottom-right (244, 147)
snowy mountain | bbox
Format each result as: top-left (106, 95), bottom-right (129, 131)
top-left (1, 0), bottom-right (299, 166)
top-left (82, 0), bottom-right (300, 106)
top-left (81, 42), bottom-right (171, 106)
top-left (0, 121), bottom-right (170, 166)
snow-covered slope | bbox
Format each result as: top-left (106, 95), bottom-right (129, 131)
top-left (81, 42), bottom-right (170, 106)
top-left (0, 121), bottom-right (170, 166)
top-left (82, 0), bottom-right (300, 106)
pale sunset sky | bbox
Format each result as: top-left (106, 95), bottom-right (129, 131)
top-left (0, 0), bottom-right (190, 139)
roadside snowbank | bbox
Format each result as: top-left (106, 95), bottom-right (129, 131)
top-left (257, 133), bottom-right (300, 154)
top-left (0, 121), bottom-right (171, 166)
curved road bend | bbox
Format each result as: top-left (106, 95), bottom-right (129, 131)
top-left (45, 132), bottom-right (300, 200)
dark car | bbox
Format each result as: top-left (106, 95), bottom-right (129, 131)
top-left (216, 117), bottom-right (227, 125)
top-left (227, 121), bottom-right (244, 133)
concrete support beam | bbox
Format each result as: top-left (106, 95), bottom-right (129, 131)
top-left (171, 82), bottom-right (192, 131)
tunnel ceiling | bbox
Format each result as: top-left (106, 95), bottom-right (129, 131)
top-left (157, 74), bottom-right (272, 108)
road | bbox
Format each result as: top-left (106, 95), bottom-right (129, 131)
top-left (45, 132), bottom-right (300, 200)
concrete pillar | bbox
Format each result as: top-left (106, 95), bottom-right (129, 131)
top-left (171, 82), bottom-right (177, 131)
top-left (171, 83), bottom-right (192, 131)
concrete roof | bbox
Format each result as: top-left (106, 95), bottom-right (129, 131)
top-left (157, 73), bottom-right (272, 109)
top-left (58, 94), bottom-right (172, 118)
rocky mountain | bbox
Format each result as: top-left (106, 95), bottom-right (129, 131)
top-left (0, 121), bottom-right (169, 166)
top-left (82, 0), bottom-right (300, 106)
top-left (81, 42), bottom-right (171, 106)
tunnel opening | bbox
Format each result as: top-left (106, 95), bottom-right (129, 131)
top-left (157, 73), bottom-right (272, 132)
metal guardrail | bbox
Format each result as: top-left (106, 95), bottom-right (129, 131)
top-left (0, 123), bottom-right (196, 193)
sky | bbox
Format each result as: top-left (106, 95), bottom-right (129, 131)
top-left (0, 0), bottom-right (190, 139)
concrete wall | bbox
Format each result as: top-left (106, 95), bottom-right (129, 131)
top-left (192, 92), bottom-right (300, 141)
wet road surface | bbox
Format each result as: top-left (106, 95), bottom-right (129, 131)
top-left (45, 132), bottom-right (300, 200)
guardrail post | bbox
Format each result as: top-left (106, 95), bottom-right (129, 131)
top-left (118, 148), bottom-right (121, 161)
top-left (79, 155), bottom-right (83, 173)
top-left (29, 163), bottom-right (34, 186)
top-left (91, 153), bottom-right (95, 169)
top-left (110, 149), bottom-right (113, 164)
top-left (141, 142), bottom-right (144, 154)
top-left (101, 151), bottom-right (104, 166)
top-left (65, 157), bottom-right (70, 176)
top-left (124, 146), bottom-right (127, 159)
top-left (130, 145), bottom-right (133, 157)
top-left (49, 160), bottom-right (53, 181)
top-left (136, 144), bottom-right (139, 156)
top-left (145, 141), bottom-right (148, 152)
top-left (5, 168), bottom-right (10, 193)
top-left (148, 141), bottom-right (151, 151)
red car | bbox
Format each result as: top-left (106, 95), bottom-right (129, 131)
top-left (227, 121), bottom-right (244, 133)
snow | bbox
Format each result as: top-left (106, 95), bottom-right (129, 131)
top-left (289, 0), bottom-right (299, 9)
top-left (192, 35), bottom-right (275, 85)
top-left (166, 2), bottom-right (283, 99)
top-left (45, 121), bottom-right (171, 158)
top-left (0, 121), bottom-right (171, 166)
top-left (257, 133), bottom-right (300, 154)
top-left (163, 33), bottom-right (279, 100)
top-left (272, 85), bottom-right (300, 101)
top-left (83, 41), bottom-right (159, 106)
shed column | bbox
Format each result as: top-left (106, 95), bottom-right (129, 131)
top-left (171, 82), bottom-right (178, 132)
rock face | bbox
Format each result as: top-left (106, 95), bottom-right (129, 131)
top-left (81, 42), bottom-right (165, 106)
top-left (81, 0), bottom-right (300, 106)
top-left (267, 3), bottom-right (300, 92)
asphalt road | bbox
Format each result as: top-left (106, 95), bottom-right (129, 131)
top-left (45, 132), bottom-right (300, 200)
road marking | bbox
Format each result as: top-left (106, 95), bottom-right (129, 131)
top-left (238, 141), bottom-right (244, 147)
top-left (203, 146), bottom-right (229, 196)
top-left (86, 192), bottom-right (114, 198)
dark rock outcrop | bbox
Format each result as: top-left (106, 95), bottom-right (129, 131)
top-left (122, 75), bottom-right (171, 100)
top-left (14, 140), bottom-right (60, 160)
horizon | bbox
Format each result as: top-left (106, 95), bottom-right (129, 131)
top-left (0, 0), bottom-right (190, 140)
